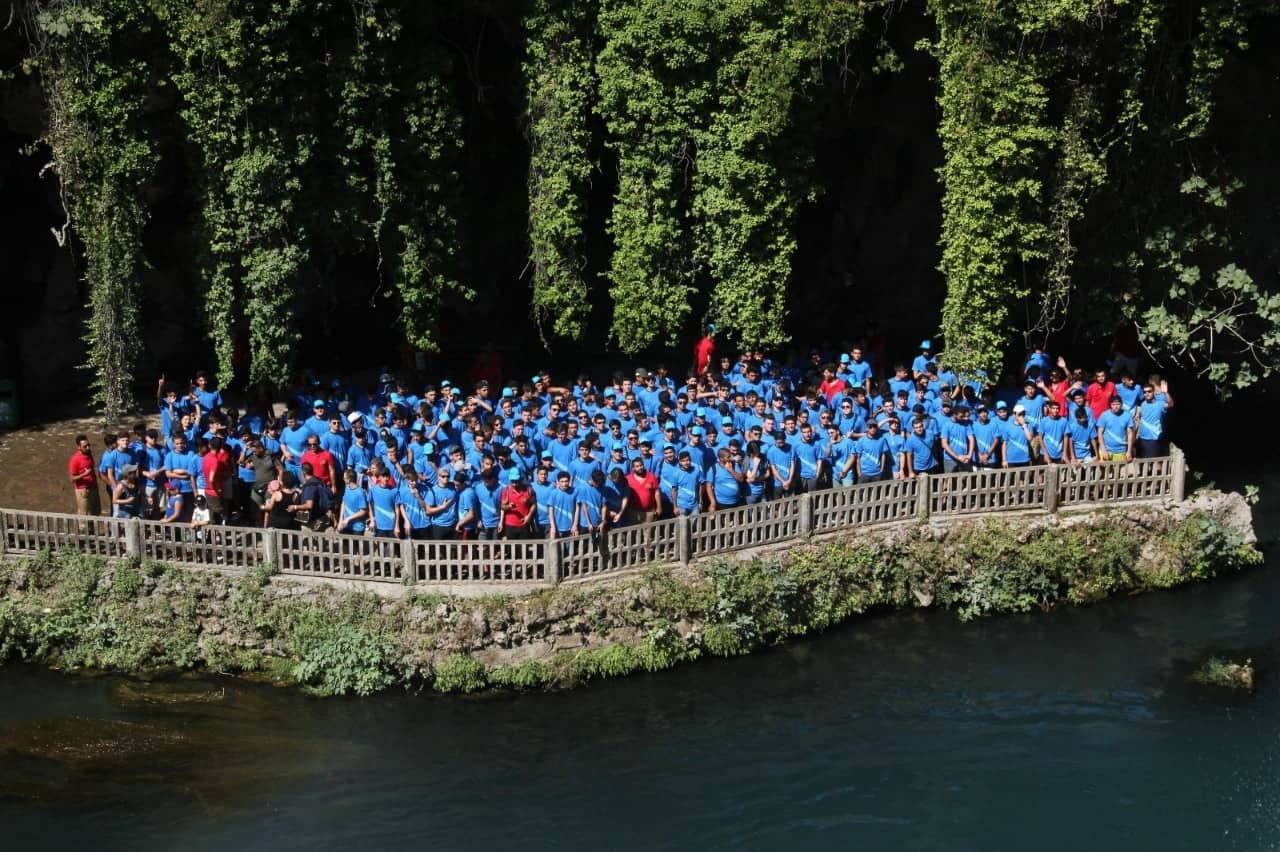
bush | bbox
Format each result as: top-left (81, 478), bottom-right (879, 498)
top-left (433, 653), bottom-right (488, 693)
top-left (287, 601), bottom-right (395, 697)
top-left (487, 658), bottom-right (552, 691)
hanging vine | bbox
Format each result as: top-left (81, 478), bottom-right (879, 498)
top-left (25, 0), bottom-right (155, 420)
top-left (158, 0), bottom-right (322, 389)
top-left (523, 0), bottom-right (597, 344)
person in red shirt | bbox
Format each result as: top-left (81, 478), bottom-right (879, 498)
top-left (817, 365), bottom-right (847, 405)
top-left (498, 469), bottom-right (536, 539)
top-left (693, 323), bottom-right (716, 377)
top-left (300, 436), bottom-right (337, 491)
top-left (625, 457), bottom-right (660, 526)
top-left (1085, 368), bottom-right (1117, 420)
top-left (68, 434), bottom-right (101, 516)
top-left (202, 435), bottom-right (233, 523)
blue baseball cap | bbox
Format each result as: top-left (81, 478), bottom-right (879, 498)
top-left (422, 442), bottom-right (435, 454)
top-left (691, 426), bottom-right (705, 436)
top-left (502, 387), bottom-right (514, 398)
top-left (507, 469), bottom-right (521, 482)
top-left (839, 353), bottom-right (850, 363)
top-left (664, 421), bottom-right (678, 431)
top-left (995, 401), bottom-right (1008, 410)
top-left (312, 399), bottom-right (326, 408)
top-left (440, 379), bottom-right (451, 388)
top-left (531, 375), bottom-right (542, 383)
top-left (540, 450), bottom-right (553, 459)
top-left (604, 387), bottom-right (616, 397)
top-left (611, 441), bottom-right (624, 451)
top-left (389, 393), bottom-right (403, 404)
top-left (695, 406), bottom-right (707, 416)
top-left (920, 339), bottom-right (932, 350)
top-left (721, 416), bottom-right (733, 425)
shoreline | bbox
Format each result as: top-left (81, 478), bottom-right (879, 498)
top-left (0, 489), bottom-right (1261, 696)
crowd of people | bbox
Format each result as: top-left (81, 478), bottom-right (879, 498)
top-left (66, 329), bottom-right (1173, 544)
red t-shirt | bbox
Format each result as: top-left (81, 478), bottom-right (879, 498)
top-left (202, 451), bottom-right (230, 497)
top-left (68, 452), bottom-right (96, 490)
top-left (819, 378), bottom-right (847, 404)
top-left (500, 485), bottom-right (534, 528)
top-left (1086, 381), bottom-right (1116, 419)
top-left (626, 471), bottom-right (660, 511)
top-left (300, 448), bottom-right (336, 487)
top-left (694, 336), bottom-right (715, 375)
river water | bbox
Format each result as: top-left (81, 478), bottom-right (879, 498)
top-left (1, 545), bottom-right (1277, 851)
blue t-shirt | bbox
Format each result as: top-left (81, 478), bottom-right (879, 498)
top-left (670, 466), bottom-right (705, 512)
top-left (474, 481), bottom-right (503, 529)
top-left (712, 462), bottom-right (742, 506)
top-left (546, 486), bottom-right (578, 534)
top-left (855, 435), bottom-right (889, 477)
top-left (1001, 421), bottom-right (1033, 464)
top-left (883, 432), bottom-right (905, 476)
top-left (568, 456), bottom-right (602, 488)
top-left (455, 487), bottom-right (479, 531)
top-left (793, 439), bottom-right (822, 480)
top-left (531, 480), bottom-right (555, 527)
top-left (424, 483), bottom-right (457, 528)
top-left (280, 426), bottom-right (310, 466)
top-left (575, 485), bottom-right (605, 528)
top-left (397, 482), bottom-right (431, 530)
top-left (972, 419), bottom-right (1002, 461)
top-left (1068, 420), bottom-right (1095, 460)
top-left (369, 481), bottom-right (399, 531)
top-left (765, 444), bottom-right (795, 487)
top-left (1098, 410), bottom-right (1133, 454)
top-left (163, 450), bottom-right (198, 493)
top-left (1038, 416), bottom-right (1069, 461)
top-left (1136, 396), bottom-right (1168, 441)
top-left (941, 419), bottom-right (973, 459)
top-left (904, 434), bottom-right (935, 472)
top-left (341, 488), bottom-right (368, 533)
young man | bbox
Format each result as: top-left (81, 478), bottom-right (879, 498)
top-left (940, 407), bottom-right (975, 473)
top-left (1085, 369), bottom-right (1118, 420)
top-left (903, 418), bottom-right (937, 477)
top-left (498, 469), bottom-right (537, 539)
top-left (1097, 395), bottom-right (1134, 462)
top-left (765, 431), bottom-right (796, 498)
top-left (670, 450), bottom-right (708, 516)
top-left (709, 447), bottom-right (744, 511)
top-left (854, 420), bottom-right (889, 484)
top-left (1037, 401), bottom-right (1070, 464)
top-left (546, 471), bottom-right (578, 538)
top-left (1134, 378), bottom-right (1174, 458)
top-left (625, 457), bottom-right (660, 526)
top-left (971, 405), bottom-right (1002, 470)
top-left (793, 422), bottom-right (825, 493)
top-left (473, 467), bottom-right (505, 540)
top-left (68, 434), bottom-right (101, 516)
top-left (1001, 405), bottom-right (1036, 468)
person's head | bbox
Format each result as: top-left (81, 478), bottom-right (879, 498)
top-left (678, 450), bottom-right (693, 469)
top-left (911, 418), bottom-right (924, 434)
top-left (1023, 381), bottom-right (1038, 398)
top-left (172, 434), bottom-right (187, 453)
top-left (281, 470), bottom-right (298, 489)
top-left (1142, 383), bottom-right (1156, 399)
top-left (1095, 369), bottom-right (1109, 384)
top-left (867, 420), bottom-right (881, 437)
top-left (801, 423), bottom-right (814, 440)
top-left (535, 465), bottom-right (549, 484)
top-left (1109, 395), bottom-right (1123, 412)
top-left (115, 430), bottom-right (129, 450)
top-left (557, 471), bottom-right (572, 490)
top-left (306, 435), bottom-right (321, 452)
top-left (76, 434), bottom-right (91, 455)
top-left (1045, 401), bottom-right (1060, 418)
top-left (995, 403), bottom-right (1009, 418)
top-left (886, 417), bottom-right (900, 432)
top-left (976, 405), bottom-right (989, 421)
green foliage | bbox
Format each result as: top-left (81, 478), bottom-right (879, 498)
top-left (29, 0), bottom-right (155, 419)
top-left (286, 596), bottom-right (396, 697)
top-left (487, 658), bottom-right (553, 691)
top-left (432, 653), bottom-right (488, 693)
top-left (524, 0), bottom-right (598, 343)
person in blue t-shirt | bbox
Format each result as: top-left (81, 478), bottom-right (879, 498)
top-left (765, 432), bottom-right (796, 498)
top-left (792, 423), bottom-right (824, 493)
top-left (903, 418), bottom-right (937, 476)
top-left (971, 405), bottom-right (1003, 470)
top-left (940, 409), bottom-right (974, 473)
top-left (1097, 396), bottom-right (1134, 462)
top-left (710, 448), bottom-right (744, 510)
top-left (368, 464), bottom-right (400, 536)
top-left (546, 471), bottom-right (579, 537)
top-left (1066, 407), bottom-right (1097, 464)
top-left (575, 470), bottom-right (608, 536)
top-left (1134, 378), bottom-right (1174, 458)
top-left (1002, 405), bottom-right (1036, 466)
top-left (911, 340), bottom-right (934, 379)
top-left (1037, 401), bottom-right (1070, 463)
top-left (473, 468), bottom-right (505, 540)
top-left (336, 469), bottom-right (368, 535)
top-left (670, 451), bottom-right (707, 515)
top-left (854, 420), bottom-right (889, 483)
top-left (742, 441), bottom-right (769, 504)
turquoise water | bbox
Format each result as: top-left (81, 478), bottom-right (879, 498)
top-left (1, 547), bottom-right (1277, 851)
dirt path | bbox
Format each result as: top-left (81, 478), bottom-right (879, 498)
top-left (0, 410), bottom-right (156, 514)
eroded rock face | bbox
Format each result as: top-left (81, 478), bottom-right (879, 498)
top-left (1177, 489), bottom-right (1258, 545)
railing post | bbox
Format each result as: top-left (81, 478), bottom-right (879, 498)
top-left (916, 473), bottom-right (931, 520)
top-left (1170, 445), bottom-right (1186, 502)
top-left (677, 515), bottom-right (691, 567)
top-left (546, 538), bottom-right (562, 584)
top-left (1044, 465), bottom-right (1060, 513)
top-left (401, 538), bottom-right (417, 584)
top-left (263, 528), bottom-right (279, 566)
top-left (124, 518), bottom-right (142, 560)
top-left (0, 509), bottom-right (7, 557)
top-left (799, 492), bottom-right (814, 538)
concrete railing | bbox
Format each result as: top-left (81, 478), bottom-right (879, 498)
top-left (0, 447), bottom-right (1186, 595)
